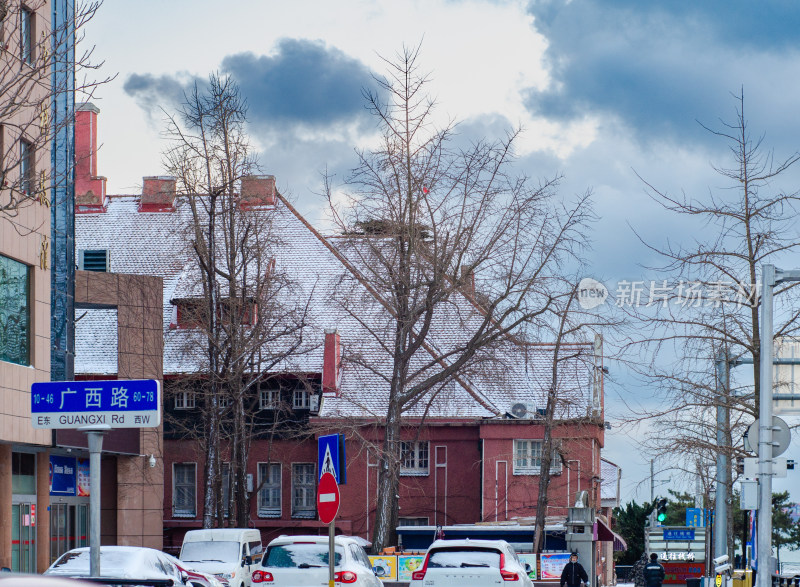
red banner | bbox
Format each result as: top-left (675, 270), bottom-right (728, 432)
top-left (662, 562), bottom-right (705, 584)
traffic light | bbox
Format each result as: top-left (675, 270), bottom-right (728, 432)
top-left (656, 498), bottom-right (668, 523)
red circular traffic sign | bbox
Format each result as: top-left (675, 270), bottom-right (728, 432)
top-left (317, 472), bottom-right (340, 524)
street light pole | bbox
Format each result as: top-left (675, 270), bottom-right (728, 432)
top-left (715, 350), bottom-right (730, 563)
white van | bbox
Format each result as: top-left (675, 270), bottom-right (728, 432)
top-left (179, 528), bottom-right (262, 587)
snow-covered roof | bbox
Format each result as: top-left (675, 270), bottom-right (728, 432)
top-left (75, 192), bottom-right (600, 421)
top-left (600, 458), bottom-right (620, 506)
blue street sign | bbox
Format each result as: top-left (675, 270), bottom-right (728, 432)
top-left (686, 508), bottom-right (704, 527)
top-left (318, 433), bottom-right (346, 484)
top-left (31, 379), bottom-right (161, 429)
top-left (664, 529), bottom-right (696, 541)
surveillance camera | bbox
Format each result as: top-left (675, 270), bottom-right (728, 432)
top-left (148, 455), bottom-right (156, 468)
top-left (715, 564), bottom-right (731, 574)
top-left (713, 555), bottom-right (729, 565)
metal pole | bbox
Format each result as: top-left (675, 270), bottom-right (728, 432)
top-left (87, 430), bottom-right (105, 577)
top-left (756, 264), bottom-right (775, 587)
top-left (715, 351), bottom-right (729, 562)
top-left (651, 459), bottom-right (654, 503)
top-left (329, 522), bottom-right (335, 587)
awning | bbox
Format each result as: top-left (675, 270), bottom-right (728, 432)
top-left (594, 519), bottom-right (628, 552)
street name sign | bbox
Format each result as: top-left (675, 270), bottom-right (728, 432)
top-left (31, 379), bottom-right (161, 429)
top-left (317, 472), bottom-right (340, 524)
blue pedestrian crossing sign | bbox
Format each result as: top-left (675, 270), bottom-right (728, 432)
top-left (31, 379), bottom-right (161, 429)
top-left (318, 433), bottom-right (346, 484)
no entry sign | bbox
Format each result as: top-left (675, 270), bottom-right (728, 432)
top-left (317, 472), bottom-right (340, 524)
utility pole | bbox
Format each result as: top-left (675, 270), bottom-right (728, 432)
top-left (651, 459), bottom-right (655, 503)
top-left (715, 350), bottom-right (730, 563)
top-left (756, 265), bottom-right (800, 587)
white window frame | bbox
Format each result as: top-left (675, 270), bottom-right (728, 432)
top-left (218, 395), bottom-right (231, 409)
top-left (293, 389), bottom-right (310, 409)
top-left (513, 439), bottom-right (562, 475)
top-left (400, 441), bottom-right (429, 476)
top-left (174, 391), bottom-right (196, 410)
top-left (173, 463), bottom-right (197, 517)
top-left (291, 463), bottom-right (316, 518)
top-left (257, 462), bottom-right (281, 517)
top-left (260, 389), bottom-right (279, 410)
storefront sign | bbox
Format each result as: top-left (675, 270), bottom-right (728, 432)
top-left (50, 455), bottom-right (77, 496)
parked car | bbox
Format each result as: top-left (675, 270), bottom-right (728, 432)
top-left (179, 528), bottom-right (262, 587)
top-left (44, 545), bottom-right (190, 585)
top-left (409, 539), bottom-right (534, 587)
top-left (164, 552), bottom-right (227, 587)
top-left (252, 535), bottom-right (381, 587)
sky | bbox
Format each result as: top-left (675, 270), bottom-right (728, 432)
top-left (82, 0), bottom-right (800, 513)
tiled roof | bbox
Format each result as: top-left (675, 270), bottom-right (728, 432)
top-left (75, 193), bottom-right (600, 421)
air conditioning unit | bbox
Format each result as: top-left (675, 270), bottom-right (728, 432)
top-left (508, 402), bottom-right (541, 419)
top-left (309, 394), bottom-right (322, 414)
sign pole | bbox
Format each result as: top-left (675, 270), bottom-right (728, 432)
top-left (86, 427), bottom-right (108, 577)
top-left (329, 521), bottom-right (335, 587)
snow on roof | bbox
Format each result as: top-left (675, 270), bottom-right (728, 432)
top-left (600, 458), bottom-right (621, 505)
top-left (75, 192), bottom-right (600, 421)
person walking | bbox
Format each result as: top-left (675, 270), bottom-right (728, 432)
top-left (561, 552), bottom-right (589, 587)
top-left (644, 553), bottom-right (666, 587)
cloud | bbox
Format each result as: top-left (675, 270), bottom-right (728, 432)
top-left (524, 0), bottom-right (800, 146)
top-left (122, 72), bottom-right (202, 113)
top-left (221, 39), bottom-right (377, 129)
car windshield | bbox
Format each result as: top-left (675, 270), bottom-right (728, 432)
top-left (48, 549), bottom-right (145, 575)
top-left (428, 548), bottom-right (501, 569)
top-left (181, 541), bottom-right (241, 563)
top-left (263, 544), bottom-right (343, 568)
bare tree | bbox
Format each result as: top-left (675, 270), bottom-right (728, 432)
top-left (163, 74), bottom-right (311, 527)
top-left (325, 45), bottom-right (593, 552)
top-left (624, 90), bottom-right (800, 555)
top-left (0, 0), bottom-right (110, 218)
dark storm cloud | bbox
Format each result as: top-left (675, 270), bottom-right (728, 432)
top-left (123, 73), bottom-right (201, 111)
top-left (525, 0), bottom-right (800, 143)
top-left (221, 39), bottom-right (377, 128)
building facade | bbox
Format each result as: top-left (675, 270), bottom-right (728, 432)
top-left (73, 106), bottom-right (620, 558)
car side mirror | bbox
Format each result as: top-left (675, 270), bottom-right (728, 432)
top-left (244, 555), bottom-right (253, 566)
top-left (180, 570), bottom-right (190, 584)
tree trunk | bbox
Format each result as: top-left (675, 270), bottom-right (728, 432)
top-left (371, 398), bottom-right (402, 553)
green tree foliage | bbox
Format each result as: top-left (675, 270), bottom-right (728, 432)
top-left (772, 491), bottom-right (800, 564)
top-left (612, 500), bottom-right (656, 565)
top-left (663, 490), bottom-right (696, 526)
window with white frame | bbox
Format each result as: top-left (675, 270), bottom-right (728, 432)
top-left (291, 463), bottom-right (315, 518)
top-left (218, 395), bottom-right (231, 408)
top-left (173, 463), bottom-right (196, 517)
top-left (19, 139), bottom-right (34, 194)
top-left (258, 463), bottom-right (281, 517)
top-left (513, 439), bottom-right (562, 475)
top-left (293, 389), bottom-right (310, 409)
top-left (400, 441), bottom-right (429, 476)
top-left (20, 7), bottom-right (34, 65)
top-left (260, 388), bottom-right (279, 410)
top-left (174, 391), bottom-right (196, 410)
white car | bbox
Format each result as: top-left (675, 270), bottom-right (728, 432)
top-left (45, 545), bottom-right (190, 585)
top-left (409, 539), bottom-right (534, 587)
top-left (252, 535), bottom-right (381, 587)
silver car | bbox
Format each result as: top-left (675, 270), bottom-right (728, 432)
top-left (409, 539), bottom-right (534, 587)
top-left (45, 545), bottom-right (190, 585)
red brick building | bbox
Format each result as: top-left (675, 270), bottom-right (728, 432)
top-left (73, 105), bottom-right (613, 554)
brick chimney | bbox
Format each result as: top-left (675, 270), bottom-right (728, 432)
top-left (322, 329), bottom-right (341, 396)
top-left (239, 175), bottom-right (275, 209)
top-left (75, 103), bottom-right (107, 213)
top-left (139, 176), bottom-right (177, 212)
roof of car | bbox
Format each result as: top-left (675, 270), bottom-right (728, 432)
top-left (268, 534), bottom-right (362, 546)
top-left (184, 528), bottom-right (261, 540)
top-left (427, 539), bottom-right (512, 550)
